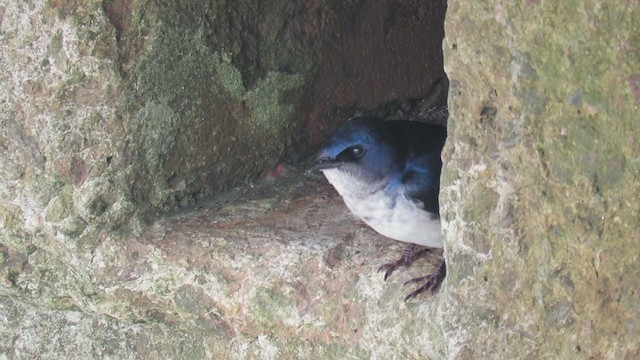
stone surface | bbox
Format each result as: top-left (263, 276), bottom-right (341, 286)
top-left (2, 0), bottom-right (639, 359)
top-left (1, 168), bottom-right (447, 359)
top-left (0, 0), bottom-right (446, 242)
top-left (438, 1), bottom-right (640, 358)
top-left (1, 0), bottom-right (447, 357)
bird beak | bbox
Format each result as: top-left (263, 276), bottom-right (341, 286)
top-left (309, 156), bottom-right (340, 172)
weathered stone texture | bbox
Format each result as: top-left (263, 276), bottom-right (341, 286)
top-left (1, 0), bottom-right (448, 358)
top-left (2, 170), bottom-right (449, 359)
top-left (0, 0), bottom-right (445, 240)
top-left (439, 1), bottom-right (639, 358)
top-left (2, 0), bottom-right (638, 358)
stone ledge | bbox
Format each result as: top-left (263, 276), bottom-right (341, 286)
top-left (2, 168), bottom-right (446, 359)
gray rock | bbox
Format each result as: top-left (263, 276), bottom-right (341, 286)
top-left (440, 1), bottom-right (640, 358)
top-left (1, 0), bottom-right (638, 358)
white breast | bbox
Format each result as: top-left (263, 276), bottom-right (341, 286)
top-left (321, 169), bottom-right (443, 248)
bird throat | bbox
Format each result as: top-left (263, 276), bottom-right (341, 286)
top-left (320, 168), bottom-right (384, 198)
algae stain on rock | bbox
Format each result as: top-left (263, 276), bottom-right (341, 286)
top-left (251, 287), bottom-right (299, 329)
top-left (212, 51), bottom-right (304, 135)
top-left (129, 11), bottom-right (306, 203)
top-left (213, 52), bottom-right (246, 99)
top-left (133, 102), bottom-right (180, 170)
top-left (244, 71), bottom-right (304, 133)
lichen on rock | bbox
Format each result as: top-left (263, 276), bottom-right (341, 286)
top-left (440, 1), bottom-right (640, 358)
top-left (3, 0), bottom-right (636, 358)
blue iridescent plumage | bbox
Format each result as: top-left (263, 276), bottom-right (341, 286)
top-left (311, 116), bottom-right (447, 299)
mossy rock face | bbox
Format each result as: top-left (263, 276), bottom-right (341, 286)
top-left (1, 0), bottom-right (450, 358)
top-left (22, 0), bottom-right (640, 358)
top-left (440, 1), bottom-right (640, 358)
top-left (0, 0), bottom-right (315, 248)
top-left (1, 0), bottom-right (445, 239)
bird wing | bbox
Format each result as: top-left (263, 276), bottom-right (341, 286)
top-left (391, 121), bottom-right (446, 215)
top-left (400, 154), bottom-right (442, 214)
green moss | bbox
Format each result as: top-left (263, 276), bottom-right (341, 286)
top-left (124, 0), bottom-right (309, 213)
top-left (211, 49), bottom-right (305, 136)
top-left (133, 1), bottom-right (219, 116)
top-left (210, 50), bottom-right (304, 135)
top-left (51, 296), bottom-right (83, 312)
top-left (134, 0), bottom-right (308, 129)
top-left (173, 285), bottom-right (207, 314)
top-left (45, 185), bottom-right (74, 222)
top-left (0, 205), bottom-right (23, 235)
top-left (212, 52), bottom-right (246, 98)
top-left (446, 252), bottom-right (476, 284)
top-left (443, 1), bottom-right (640, 357)
top-left (60, 216), bottom-right (88, 237)
top-left (245, 71), bottom-right (304, 133)
top-left (321, 343), bottom-right (369, 359)
top-left (251, 287), bottom-right (297, 328)
top-left (50, 30), bottom-right (64, 56)
top-left (461, 183), bottom-right (498, 222)
top-left (26, 175), bottom-right (65, 208)
top-left (134, 102), bottom-right (180, 169)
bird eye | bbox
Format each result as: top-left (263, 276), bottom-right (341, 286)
top-left (351, 145), bottom-right (365, 158)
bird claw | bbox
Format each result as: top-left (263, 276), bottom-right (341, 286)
top-left (403, 260), bottom-right (446, 301)
top-left (377, 244), bottom-right (431, 281)
top-left (378, 259), bottom-right (406, 281)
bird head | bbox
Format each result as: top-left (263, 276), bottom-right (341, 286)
top-left (310, 117), bottom-right (399, 182)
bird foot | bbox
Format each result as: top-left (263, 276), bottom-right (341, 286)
top-left (377, 244), bottom-right (432, 281)
top-left (403, 260), bottom-right (446, 301)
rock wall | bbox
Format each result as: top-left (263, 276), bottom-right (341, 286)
top-left (1, 0), bottom-right (450, 358)
top-left (0, 0), bottom-right (446, 241)
top-left (440, 1), bottom-right (640, 358)
top-left (1, 0), bottom-right (638, 359)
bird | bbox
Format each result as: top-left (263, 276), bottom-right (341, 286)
top-left (310, 116), bottom-right (447, 300)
